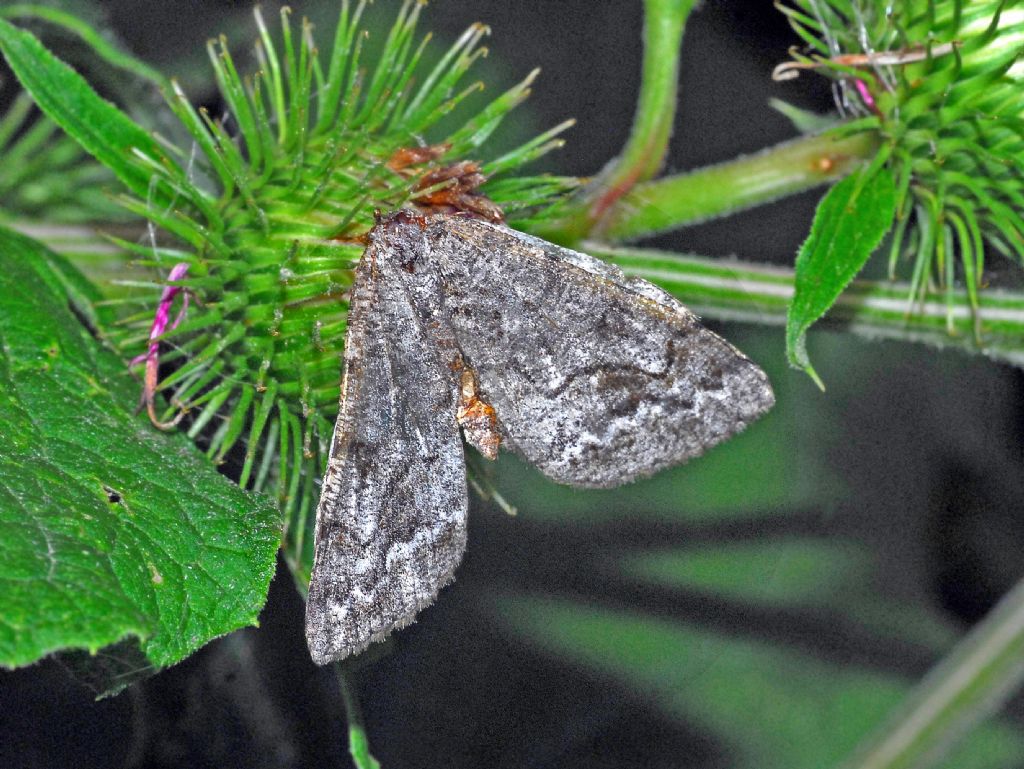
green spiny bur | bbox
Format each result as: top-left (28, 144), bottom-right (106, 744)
top-left (91, 2), bottom-right (578, 581)
top-left (778, 0), bottom-right (1024, 327)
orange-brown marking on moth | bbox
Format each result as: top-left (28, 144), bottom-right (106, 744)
top-left (456, 368), bottom-right (501, 460)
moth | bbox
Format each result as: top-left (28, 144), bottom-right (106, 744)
top-left (305, 211), bottom-right (775, 665)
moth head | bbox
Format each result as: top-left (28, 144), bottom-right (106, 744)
top-left (372, 210), bottom-right (432, 273)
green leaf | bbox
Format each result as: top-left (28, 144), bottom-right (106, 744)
top-left (0, 226), bottom-right (281, 670)
top-left (0, 17), bottom-right (180, 207)
top-left (787, 161), bottom-right (897, 388)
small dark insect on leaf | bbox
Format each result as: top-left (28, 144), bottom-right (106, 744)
top-left (305, 211), bottom-right (775, 664)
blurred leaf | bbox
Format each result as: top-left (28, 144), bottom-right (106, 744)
top-left (617, 539), bottom-right (958, 652)
top-left (787, 162), bottom-right (897, 387)
top-left (0, 226), bottom-right (280, 670)
top-left (0, 17), bottom-right (182, 208)
top-left (0, 4), bottom-right (171, 91)
top-left (473, 329), bottom-right (1024, 769)
top-left (494, 597), bottom-right (1024, 769)
top-left (834, 571), bottom-right (1024, 769)
top-left (768, 98), bottom-right (840, 134)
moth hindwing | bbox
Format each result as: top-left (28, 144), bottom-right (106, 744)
top-left (305, 211), bottom-right (774, 664)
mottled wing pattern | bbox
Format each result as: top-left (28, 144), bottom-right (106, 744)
top-left (306, 211), bottom-right (774, 664)
top-left (305, 240), bottom-right (467, 665)
top-left (425, 217), bottom-right (775, 488)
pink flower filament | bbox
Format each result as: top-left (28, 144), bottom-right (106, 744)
top-left (853, 78), bottom-right (877, 113)
top-left (132, 262), bottom-right (190, 428)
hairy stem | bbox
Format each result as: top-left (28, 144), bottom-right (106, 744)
top-left (549, 0), bottom-right (697, 242)
top-left (596, 130), bottom-right (882, 242)
top-left (20, 220), bottom-right (1024, 369)
top-left (335, 664), bottom-right (382, 769)
top-left (589, 243), bottom-right (1024, 368)
top-left (601, 0), bottom-right (697, 186)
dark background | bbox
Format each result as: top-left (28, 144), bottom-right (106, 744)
top-left (4, 1), bottom-right (1024, 767)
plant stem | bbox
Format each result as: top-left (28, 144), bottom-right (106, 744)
top-left (834, 575), bottom-right (1024, 769)
top-left (597, 130), bottom-right (882, 241)
top-left (335, 663), bottom-right (382, 769)
top-left (549, 0), bottom-right (697, 242)
top-left (604, 0), bottom-right (697, 185)
top-left (23, 219), bottom-right (1024, 369)
top-left (589, 243), bottom-right (1024, 367)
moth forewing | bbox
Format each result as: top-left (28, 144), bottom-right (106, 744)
top-left (305, 231), bottom-right (469, 666)
top-left (425, 216), bottom-right (775, 488)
